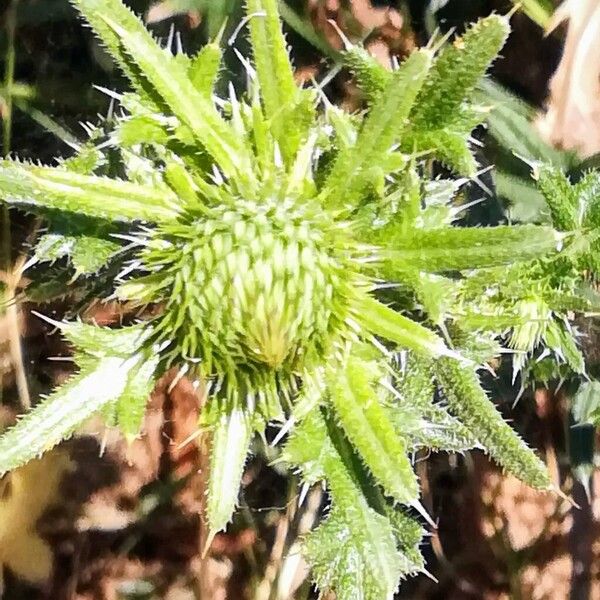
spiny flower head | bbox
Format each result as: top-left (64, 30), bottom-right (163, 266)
top-left (124, 184), bottom-right (366, 410)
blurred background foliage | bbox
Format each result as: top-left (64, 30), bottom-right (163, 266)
top-left (4, 0), bottom-right (600, 599)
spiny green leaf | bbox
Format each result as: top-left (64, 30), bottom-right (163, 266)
top-left (329, 356), bottom-right (419, 504)
top-left (396, 356), bottom-right (435, 410)
top-left (0, 355), bottom-right (140, 475)
top-left (576, 171), bottom-right (600, 229)
top-left (534, 164), bottom-right (579, 230)
top-left (495, 170), bottom-right (550, 223)
top-left (343, 46), bottom-right (392, 105)
top-left (116, 115), bottom-right (170, 147)
top-left (377, 225), bottom-right (562, 272)
top-left (34, 234), bottom-right (77, 263)
top-left (405, 271), bottom-right (457, 326)
top-left (247, 0), bottom-right (296, 114)
top-left (402, 127), bottom-right (477, 175)
top-left (188, 42), bottom-right (223, 98)
top-left (387, 357), bottom-right (479, 452)
top-left (163, 161), bottom-right (201, 207)
top-left (398, 15), bottom-right (509, 175)
top-left (305, 445), bottom-right (409, 600)
top-left (572, 381), bottom-right (600, 425)
top-left (0, 162), bottom-right (181, 223)
top-left (325, 105), bottom-right (359, 151)
top-left (386, 509), bottom-right (425, 574)
top-left (356, 293), bottom-right (453, 358)
top-left (509, 297), bottom-right (553, 358)
top-left (435, 358), bottom-right (552, 489)
top-left (286, 409), bottom-right (423, 593)
top-left (545, 321), bottom-right (585, 374)
top-left (323, 49), bottom-right (432, 209)
top-left (33, 232), bottom-right (120, 276)
top-left (70, 0), bottom-right (166, 104)
top-left (273, 91), bottom-right (317, 167)
top-left (71, 237), bottom-right (121, 275)
top-left (411, 405), bottom-right (480, 453)
top-left (61, 140), bottom-right (106, 175)
top-left (282, 407), bottom-right (329, 484)
top-left (411, 14), bottom-right (509, 129)
top-left (477, 79), bottom-right (571, 168)
top-left (247, 0), bottom-right (299, 161)
top-left (206, 408), bottom-right (253, 540)
top-left (100, 17), bottom-right (253, 181)
top-left (115, 354), bottom-right (160, 439)
top-left (305, 504), bottom-right (405, 600)
top-left (59, 321), bottom-right (151, 357)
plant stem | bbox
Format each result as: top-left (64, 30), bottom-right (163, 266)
top-left (2, 0), bottom-right (30, 410)
top-left (2, 0), bottom-right (17, 261)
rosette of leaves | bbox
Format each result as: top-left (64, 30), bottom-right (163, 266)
top-left (0, 0), bottom-right (568, 596)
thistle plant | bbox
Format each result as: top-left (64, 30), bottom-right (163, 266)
top-left (0, 1), bottom-right (585, 597)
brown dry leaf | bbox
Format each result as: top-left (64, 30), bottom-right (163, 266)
top-left (0, 449), bottom-right (72, 585)
top-left (537, 0), bottom-right (600, 157)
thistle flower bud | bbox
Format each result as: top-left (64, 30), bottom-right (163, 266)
top-left (138, 195), bottom-right (355, 394)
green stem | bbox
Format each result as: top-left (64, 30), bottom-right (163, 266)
top-left (2, 0), bottom-right (17, 263)
top-left (1, 0), bottom-right (29, 410)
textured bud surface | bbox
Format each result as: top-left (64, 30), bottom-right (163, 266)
top-left (135, 192), bottom-right (358, 406)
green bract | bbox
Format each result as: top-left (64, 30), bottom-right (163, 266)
top-left (0, 0), bottom-right (582, 596)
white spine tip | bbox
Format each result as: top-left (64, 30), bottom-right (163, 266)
top-left (411, 499), bottom-right (437, 529)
